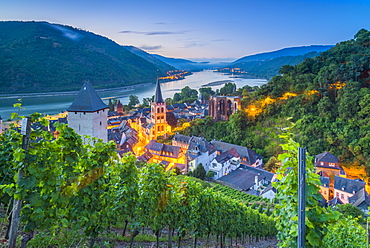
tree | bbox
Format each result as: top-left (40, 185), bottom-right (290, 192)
top-left (322, 217), bottom-right (366, 248)
top-left (206, 170), bottom-right (215, 179)
top-left (108, 99), bottom-right (115, 112)
top-left (220, 83), bottom-right (236, 95)
top-left (142, 97), bottom-right (151, 107)
top-left (193, 163), bottom-right (206, 180)
top-left (335, 204), bottom-right (364, 221)
top-left (199, 87), bottom-right (215, 100)
top-left (128, 95), bottom-right (140, 109)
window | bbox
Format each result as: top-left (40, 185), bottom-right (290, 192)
top-left (329, 163), bottom-right (335, 167)
top-left (341, 194), bottom-right (344, 199)
top-left (100, 121), bottom-right (102, 126)
top-left (320, 162), bottom-right (324, 166)
top-left (336, 192), bottom-right (339, 198)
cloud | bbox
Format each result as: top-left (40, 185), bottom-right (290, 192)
top-left (119, 30), bottom-right (187, 35)
top-left (139, 45), bottom-right (162, 50)
top-left (211, 39), bottom-right (229, 42)
top-left (49, 24), bottom-right (82, 41)
top-left (183, 42), bottom-right (207, 48)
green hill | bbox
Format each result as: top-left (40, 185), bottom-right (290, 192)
top-left (181, 29), bottom-right (370, 177)
top-left (0, 21), bottom-right (172, 94)
top-left (251, 29), bottom-right (370, 172)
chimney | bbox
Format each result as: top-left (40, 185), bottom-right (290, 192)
top-left (328, 174), bottom-right (335, 201)
top-left (254, 175), bottom-right (259, 191)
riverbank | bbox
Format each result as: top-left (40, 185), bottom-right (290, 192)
top-left (0, 82), bottom-right (154, 99)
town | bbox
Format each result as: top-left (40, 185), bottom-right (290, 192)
top-left (25, 79), bottom-right (368, 213)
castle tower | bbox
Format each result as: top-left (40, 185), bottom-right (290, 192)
top-left (67, 81), bottom-right (108, 143)
top-left (151, 80), bottom-right (167, 139)
top-left (116, 100), bottom-right (124, 114)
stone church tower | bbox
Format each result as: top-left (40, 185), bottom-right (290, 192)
top-left (67, 81), bottom-right (108, 143)
top-left (151, 80), bottom-right (167, 139)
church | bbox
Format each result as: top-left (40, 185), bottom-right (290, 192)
top-left (129, 80), bottom-right (173, 146)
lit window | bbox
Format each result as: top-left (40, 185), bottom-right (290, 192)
top-left (329, 163), bottom-right (335, 167)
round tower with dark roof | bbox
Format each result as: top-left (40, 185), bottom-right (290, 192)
top-left (150, 79), bottom-right (167, 140)
top-left (67, 81), bottom-right (108, 143)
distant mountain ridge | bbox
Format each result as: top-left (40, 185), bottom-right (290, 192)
top-left (234, 45), bottom-right (334, 63)
top-left (0, 21), bottom-right (173, 94)
top-left (122, 46), bottom-right (175, 72)
top-left (152, 54), bottom-right (230, 71)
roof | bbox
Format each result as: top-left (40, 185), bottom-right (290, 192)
top-left (315, 151), bottom-right (339, 163)
top-left (211, 140), bottom-right (262, 165)
top-left (154, 79), bottom-right (164, 103)
top-left (349, 188), bottom-right (368, 207)
top-left (320, 176), bottom-right (365, 194)
top-left (327, 197), bottom-right (344, 206)
top-left (173, 133), bottom-right (192, 144)
top-left (218, 169), bottom-right (261, 191)
top-left (239, 164), bottom-right (275, 182)
top-left (67, 81), bottom-right (108, 112)
top-left (261, 184), bottom-right (277, 195)
top-left (145, 140), bottom-right (182, 158)
top-left (145, 140), bottom-right (164, 152)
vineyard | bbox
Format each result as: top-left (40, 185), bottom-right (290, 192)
top-left (0, 114), bottom-right (276, 248)
top-left (210, 183), bottom-right (270, 205)
top-left (1, 114), bottom-right (367, 248)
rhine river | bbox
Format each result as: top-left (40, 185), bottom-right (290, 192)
top-left (0, 70), bottom-right (267, 120)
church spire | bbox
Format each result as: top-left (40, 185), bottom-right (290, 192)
top-left (154, 78), bottom-right (164, 103)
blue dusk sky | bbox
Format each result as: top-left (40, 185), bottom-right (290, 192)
top-left (2, 0), bottom-right (370, 60)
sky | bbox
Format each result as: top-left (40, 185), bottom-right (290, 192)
top-left (2, 0), bottom-right (370, 60)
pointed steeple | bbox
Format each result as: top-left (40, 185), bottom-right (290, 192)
top-left (67, 81), bottom-right (108, 112)
top-left (154, 79), bottom-right (164, 103)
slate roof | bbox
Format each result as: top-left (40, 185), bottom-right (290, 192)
top-left (320, 176), bottom-right (365, 194)
top-left (327, 197), bottom-right (344, 206)
top-left (145, 140), bottom-right (181, 158)
top-left (154, 80), bottom-right (164, 103)
top-left (239, 164), bottom-right (275, 182)
top-left (261, 184), bottom-right (277, 195)
top-left (218, 169), bottom-right (261, 191)
top-left (348, 188), bottom-right (368, 207)
top-left (173, 133), bottom-right (192, 144)
top-left (315, 151), bottom-right (339, 163)
top-left (145, 140), bottom-right (164, 152)
top-left (67, 81), bottom-right (108, 112)
top-left (211, 140), bottom-right (262, 165)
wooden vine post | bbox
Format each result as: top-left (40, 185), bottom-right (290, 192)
top-left (8, 117), bottom-right (31, 248)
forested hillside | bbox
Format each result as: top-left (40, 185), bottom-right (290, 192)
top-left (0, 21), bottom-right (171, 94)
top-left (181, 29), bottom-right (370, 177)
top-left (230, 51), bottom-right (322, 79)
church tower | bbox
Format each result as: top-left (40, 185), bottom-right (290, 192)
top-left (67, 81), bottom-right (108, 143)
top-left (151, 80), bottom-right (167, 139)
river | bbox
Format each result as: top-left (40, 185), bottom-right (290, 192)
top-left (0, 70), bottom-right (267, 120)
